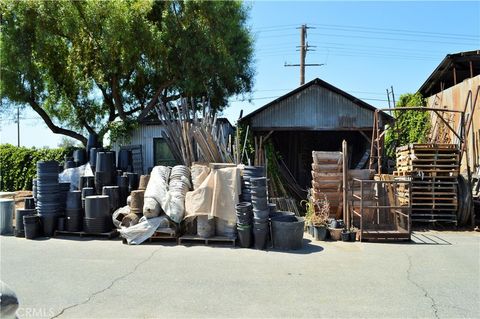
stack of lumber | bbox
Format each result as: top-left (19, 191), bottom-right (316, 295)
top-left (311, 151), bottom-right (343, 219)
top-left (394, 143), bottom-right (459, 224)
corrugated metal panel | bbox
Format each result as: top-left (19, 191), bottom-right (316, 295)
top-left (112, 125), bottom-right (166, 173)
top-left (251, 85), bottom-right (375, 129)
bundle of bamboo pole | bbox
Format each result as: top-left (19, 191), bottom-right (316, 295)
top-left (155, 98), bottom-right (234, 166)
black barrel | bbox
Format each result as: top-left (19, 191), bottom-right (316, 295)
top-left (15, 209), bottom-right (36, 237)
top-left (85, 195), bottom-right (110, 218)
top-left (73, 149), bottom-right (87, 165)
top-left (117, 149), bottom-right (132, 172)
top-left (23, 215), bottom-right (41, 240)
top-left (102, 186), bottom-right (120, 213)
top-left (24, 197), bottom-right (35, 209)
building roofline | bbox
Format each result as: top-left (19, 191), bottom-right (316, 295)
top-left (240, 78), bottom-right (392, 122)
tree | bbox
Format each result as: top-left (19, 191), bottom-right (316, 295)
top-left (385, 92), bottom-right (431, 158)
top-left (0, 0), bottom-right (254, 145)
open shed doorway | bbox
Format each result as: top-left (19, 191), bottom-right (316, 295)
top-left (271, 130), bottom-right (371, 190)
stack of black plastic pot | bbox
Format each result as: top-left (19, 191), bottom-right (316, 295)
top-left (73, 149), bottom-right (87, 167)
top-left (241, 166), bottom-right (265, 202)
top-left (95, 151), bottom-right (116, 194)
top-left (66, 190), bottom-right (83, 231)
top-left (236, 202), bottom-right (253, 248)
top-left (251, 177), bottom-right (269, 250)
top-left (57, 182), bottom-right (71, 231)
top-left (36, 161), bottom-right (60, 236)
top-left (84, 195), bottom-right (112, 233)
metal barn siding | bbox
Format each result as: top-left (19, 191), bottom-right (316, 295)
top-left (250, 85), bottom-right (375, 130)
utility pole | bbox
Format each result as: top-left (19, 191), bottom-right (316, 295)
top-left (285, 24), bottom-right (324, 85)
top-left (17, 106), bottom-right (20, 147)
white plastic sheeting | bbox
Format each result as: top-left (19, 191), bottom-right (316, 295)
top-left (59, 163), bottom-right (93, 191)
top-left (119, 216), bottom-right (172, 245)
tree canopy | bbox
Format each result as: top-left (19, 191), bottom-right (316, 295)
top-left (0, 0), bottom-right (254, 145)
top-left (385, 92), bottom-right (431, 158)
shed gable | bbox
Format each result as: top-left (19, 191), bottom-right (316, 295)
top-left (250, 84), bottom-right (375, 130)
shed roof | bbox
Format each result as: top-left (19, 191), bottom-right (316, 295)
top-left (418, 50), bottom-right (480, 97)
top-left (240, 78), bottom-right (391, 130)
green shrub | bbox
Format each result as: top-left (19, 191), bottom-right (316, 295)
top-left (0, 144), bottom-right (75, 191)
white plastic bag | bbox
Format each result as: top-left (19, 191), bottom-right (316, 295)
top-left (119, 216), bottom-right (170, 245)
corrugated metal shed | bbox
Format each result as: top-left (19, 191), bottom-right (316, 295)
top-left (112, 124), bottom-right (166, 173)
top-left (241, 78), bottom-right (391, 130)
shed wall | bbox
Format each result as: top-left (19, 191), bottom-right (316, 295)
top-left (250, 85), bottom-right (376, 130)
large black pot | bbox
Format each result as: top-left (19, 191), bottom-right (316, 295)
top-left (313, 226), bottom-right (328, 241)
top-left (23, 215), bottom-right (41, 240)
top-left (271, 216), bottom-right (305, 250)
top-left (41, 214), bottom-right (58, 237)
top-left (15, 209), bottom-right (36, 237)
top-left (253, 226), bottom-right (268, 250)
top-left (85, 195), bottom-right (110, 218)
top-left (237, 225), bottom-right (252, 248)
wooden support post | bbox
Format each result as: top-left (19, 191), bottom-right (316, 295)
top-left (342, 140), bottom-right (349, 229)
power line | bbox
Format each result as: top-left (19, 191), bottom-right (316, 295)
top-left (309, 23), bottom-right (479, 40)
top-left (308, 31), bottom-right (477, 46)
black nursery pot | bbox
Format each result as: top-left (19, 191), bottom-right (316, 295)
top-left (341, 230), bottom-right (351, 242)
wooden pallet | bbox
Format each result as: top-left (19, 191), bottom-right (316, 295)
top-left (178, 235), bottom-right (236, 247)
top-left (148, 230), bottom-right (178, 243)
top-left (54, 229), bottom-right (119, 239)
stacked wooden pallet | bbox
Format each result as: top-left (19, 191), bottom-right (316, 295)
top-left (311, 151), bottom-right (343, 219)
top-left (394, 143), bottom-right (459, 224)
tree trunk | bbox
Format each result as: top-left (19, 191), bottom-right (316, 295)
top-left (29, 99), bottom-right (88, 146)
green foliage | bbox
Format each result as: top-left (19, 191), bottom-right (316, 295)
top-left (0, 144), bottom-right (74, 192)
top-left (385, 92), bottom-right (431, 158)
top-left (1, 0), bottom-right (254, 143)
top-left (108, 119), bottom-right (139, 146)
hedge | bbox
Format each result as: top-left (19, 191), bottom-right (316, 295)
top-left (0, 144), bottom-right (75, 192)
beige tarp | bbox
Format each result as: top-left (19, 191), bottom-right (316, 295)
top-left (184, 167), bottom-right (241, 223)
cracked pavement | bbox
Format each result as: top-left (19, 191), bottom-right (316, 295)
top-left (1, 231), bottom-right (479, 318)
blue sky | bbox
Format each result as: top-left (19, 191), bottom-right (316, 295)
top-left (1, 1), bottom-right (479, 148)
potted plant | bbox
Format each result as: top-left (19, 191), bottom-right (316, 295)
top-left (310, 194), bottom-right (330, 241)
